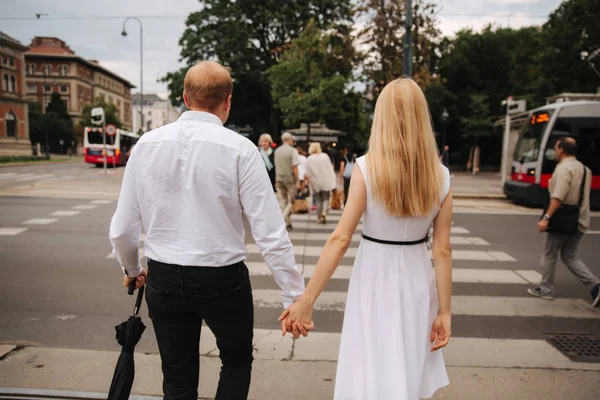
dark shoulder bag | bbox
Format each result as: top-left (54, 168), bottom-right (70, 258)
top-left (546, 165), bottom-right (586, 234)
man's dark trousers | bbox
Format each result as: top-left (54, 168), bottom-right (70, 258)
top-left (146, 259), bottom-right (254, 400)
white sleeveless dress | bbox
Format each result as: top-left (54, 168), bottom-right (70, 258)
top-left (334, 156), bottom-right (450, 400)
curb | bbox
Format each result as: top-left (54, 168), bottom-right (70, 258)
top-left (453, 193), bottom-right (507, 200)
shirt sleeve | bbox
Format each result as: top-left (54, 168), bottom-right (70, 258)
top-left (239, 150), bottom-right (305, 308)
top-left (551, 166), bottom-right (571, 202)
top-left (109, 152), bottom-right (143, 277)
top-left (292, 149), bottom-right (300, 167)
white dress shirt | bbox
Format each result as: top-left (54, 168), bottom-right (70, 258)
top-left (109, 111), bottom-right (305, 307)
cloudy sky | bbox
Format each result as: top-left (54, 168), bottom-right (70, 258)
top-left (1, 0), bottom-right (562, 95)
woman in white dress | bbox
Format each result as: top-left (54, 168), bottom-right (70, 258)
top-left (306, 142), bottom-right (337, 224)
top-left (280, 78), bottom-right (453, 399)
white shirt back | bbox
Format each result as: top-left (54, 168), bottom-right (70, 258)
top-left (109, 111), bottom-right (304, 306)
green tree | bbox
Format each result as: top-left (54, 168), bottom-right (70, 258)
top-left (44, 92), bottom-right (74, 153)
top-left (162, 0), bottom-right (353, 134)
top-left (462, 94), bottom-right (494, 146)
top-left (357, 0), bottom-right (442, 98)
top-left (536, 0), bottom-right (600, 99)
top-left (266, 21), bottom-right (366, 143)
top-left (28, 101), bottom-right (44, 146)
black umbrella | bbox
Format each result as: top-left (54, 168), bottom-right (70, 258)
top-left (107, 281), bottom-right (146, 400)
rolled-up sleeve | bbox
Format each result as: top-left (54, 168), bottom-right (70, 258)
top-left (551, 167), bottom-right (571, 202)
top-left (239, 150), bottom-right (305, 308)
top-left (109, 153), bottom-right (143, 277)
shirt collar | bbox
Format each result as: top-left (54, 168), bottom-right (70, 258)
top-left (178, 111), bottom-right (223, 126)
top-left (559, 156), bottom-right (576, 165)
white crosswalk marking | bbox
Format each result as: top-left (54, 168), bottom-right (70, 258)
top-left (0, 227), bottom-right (28, 235)
top-left (22, 218), bottom-right (58, 225)
top-left (91, 200), bottom-right (113, 205)
top-left (50, 211), bottom-right (81, 217)
top-left (72, 204), bottom-right (98, 210)
top-left (13, 174), bottom-right (55, 182)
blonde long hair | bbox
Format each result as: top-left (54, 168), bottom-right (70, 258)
top-left (366, 79), bottom-right (443, 217)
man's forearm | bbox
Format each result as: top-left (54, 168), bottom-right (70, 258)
top-left (546, 198), bottom-right (562, 217)
top-left (292, 165), bottom-right (299, 181)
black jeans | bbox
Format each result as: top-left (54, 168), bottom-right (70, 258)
top-left (343, 177), bottom-right (351, 206)
top-left (146, 259), bottom-right (254, 400)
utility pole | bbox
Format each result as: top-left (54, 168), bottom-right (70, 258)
top-left (403, 0), bottom-right (413, 77)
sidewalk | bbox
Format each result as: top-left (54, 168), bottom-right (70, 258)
top-left (450, 172), bottom-right (505, 199)
top-left (1, 344), bottom-right (599, 399)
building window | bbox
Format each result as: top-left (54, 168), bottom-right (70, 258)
top-left (1, 56), bottom-right (6, 65)
top-left (9, 76), bottom-right (15, 93)
top-left (60, 85), bottom-right (68, 93)
top-left (45, 85), bottom-right (52, 92)
top-left (58, 65), bottom-right (69, 76)
top-left (5, 111), bottom-right (16, 137)
top-left (26, 64), bottom-right (34, 75)
top-left (2, 74), bottom-right (7, 91)
top-left (8, 58), bottom-right (14, 67)
top-left (28, 84), bottom-right (36, 93)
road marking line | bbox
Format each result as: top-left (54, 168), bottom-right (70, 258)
top-left (514, 269), bottom-right (543, 284)
top-left (13, 174), bottom-right (54, 182)
top-left (0, 227), bottom-right (28, 235)
top-left (247, 262), bottom-right (538, 283)
top-left (22, 218), bottom-right (58, 225)
top-left (90, 200), bottom-right (113, 205)
top-left (488, 251), bottom-right (518, 262)
top-left (0, 173), bottom-right (18, 180)
top-left (251, 290), bottom-right (600, 318)
top-left (450, 227), bottom-right (470, 234)
top-left (50, 211), bottom-right (81, 217)
top-left (72, 205), bottom-right (98, 210)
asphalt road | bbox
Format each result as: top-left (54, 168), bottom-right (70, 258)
top-left (1, 193), bottom-right (599, 354)
top-left (0, 162), bottom-right (100, 190)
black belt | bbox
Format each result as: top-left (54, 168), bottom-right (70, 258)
top-left (361, 233), bottom-right (428, 246)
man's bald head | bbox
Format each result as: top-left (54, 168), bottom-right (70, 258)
top-left (558, 137), bottom-right (578, 156)
top-left (183, 61), bottom-right (233, 112)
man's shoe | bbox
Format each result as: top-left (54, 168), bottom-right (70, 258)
top-left (591, 283), bottom-right (600, 308)
top-left (286, 224), bottom-right (292, 231)
top-left (527, 287), bottom-right (554, 301)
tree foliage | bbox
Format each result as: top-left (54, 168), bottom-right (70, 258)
top-left (462, 94), bottom-right (494, 144)
top-left (163, 0), bottom-right (353, 134)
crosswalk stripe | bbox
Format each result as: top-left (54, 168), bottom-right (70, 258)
top-left (0, 227), bottom-right (28, 235)
top-left (50, 211), bottom-right (81, 217)
top-left (13, 173), bottom-right (55, 182)
top-left (245, 244), bottom-right (515, 262)
top-left (250, 289), bottom-right (600, 318)
top-left (0, 172), bottom-right (18, 180)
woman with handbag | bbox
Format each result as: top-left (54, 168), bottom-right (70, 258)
top-left (528, 137), bottom-right (600, 308)
top-left (258, 133), bottom-right (276, 189)
top-left (341, 147), bottom-right (356, 207)
top-left (306, 142), bottom-right (337, 224)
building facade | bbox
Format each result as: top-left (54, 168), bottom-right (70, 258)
top-left (0, 31), bottom-right (30, 155)
top-left (24, 37), bottom-right (135, 131)
top-left (132, 93), bottom-right (181, 133)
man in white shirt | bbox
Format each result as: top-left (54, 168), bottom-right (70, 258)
top-left (109, 61), bottom-right (305, 400)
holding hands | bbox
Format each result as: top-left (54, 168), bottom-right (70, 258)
top-left (279, 298), bottom-right (316, 339)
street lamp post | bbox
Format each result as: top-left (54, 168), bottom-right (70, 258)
top-left (122, 17), bottom-right (143, 133)
top-left (441, 108), bottom-right (449, 147)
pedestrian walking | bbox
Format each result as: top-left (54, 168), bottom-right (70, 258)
top-left (440, 145), bottom-right (449, 169)
top-left (296, 146), bottom-right (308, 193)
top-left (306, 142), bottom-right (337, 224)
top-left (527, 137), bottom-right (600, 307)
top-left (340, 147), bottom-right (355, 206)
top-left (280, 78), bottom-right (452, 399)
top-left (109, 61), bottom-right (306, 400)
top-left (274, 132), bottom-right (301, 230)
top-left (258, 133), bottom-right (276, 189)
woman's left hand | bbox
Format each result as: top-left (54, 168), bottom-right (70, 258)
top-left (279, 298), bottom-right (315, 338)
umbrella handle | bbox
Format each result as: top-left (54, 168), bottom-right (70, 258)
top-left (127, 281), bottom-right (145, 316)
top-left (127, 280), bottom-right (136, 296)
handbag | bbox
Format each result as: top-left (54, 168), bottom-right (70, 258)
top-left (545, 165), bottom-right (586, 234)
top-left (343, 156), bottom-right (354, 179)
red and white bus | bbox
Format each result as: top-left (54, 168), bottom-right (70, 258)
top-left (83, 126), bottom-right (139, 167)
top-left (504, 101), bottom-right (600, 208)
